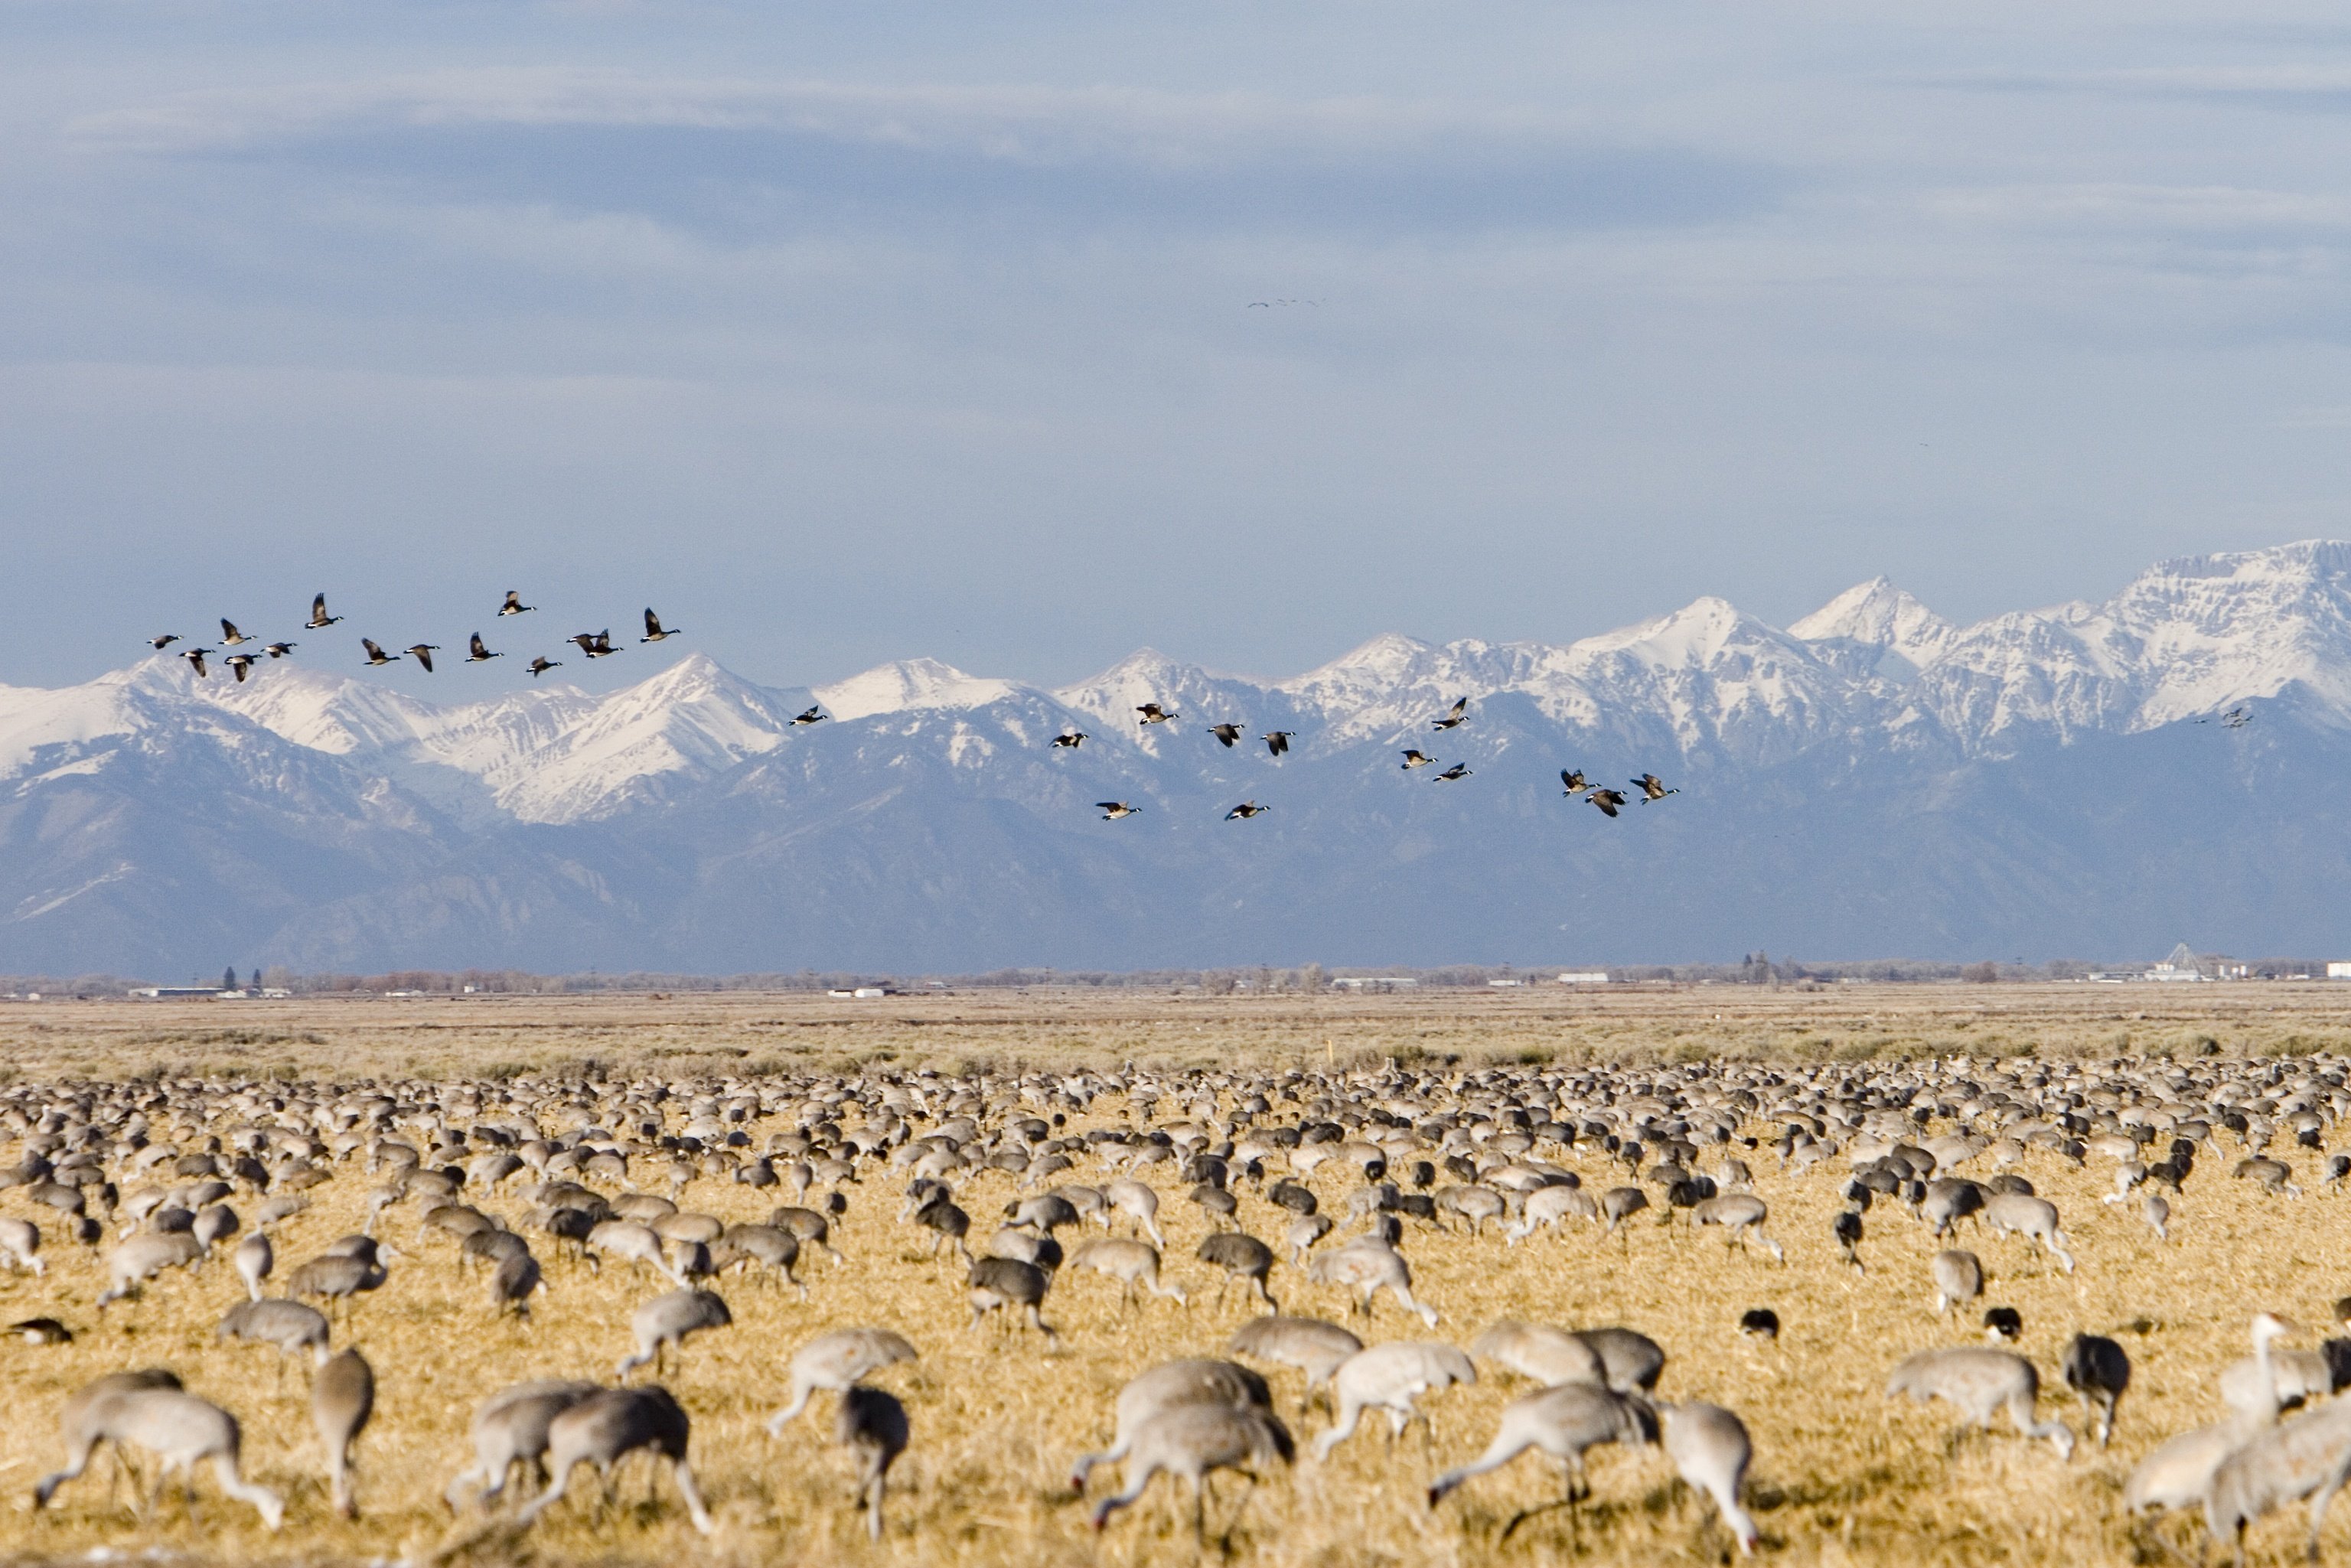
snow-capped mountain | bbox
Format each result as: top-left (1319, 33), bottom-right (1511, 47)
top-left (8, 540), bottom-right (2351, 974)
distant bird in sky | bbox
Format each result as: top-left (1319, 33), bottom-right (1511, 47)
top-left (1225, 801), bottom-right (1269, 820)
top-left (219, 618), bottom-right (253, 647)
top-left (527, 657), bottom-right (562, 678)
top-left (642, 609), bottom-right (679, 643)
top-left (360, 639), bottom-right (395, 667)
top-left (306, 594), bottom-right (341, 629)
top-left (405, 644), bottom-right (440, 673)
top-left (1400, 750), bottom-right (1433, 770)
top-left (1097, 801), bottom-right (1139, 820)
top-left (466, 634), bottom-right (501, 663)
top-left (1633, 773), bottom-right (1679, 802)
top-left (1434, 764), bottom-right (1471, 782)
top-left (149, 634), bottom-right (180, 650)
top-left (1208, 723), bottom-right (1243, 748)
top-left (1560, 770), bottom-right (1590, 796)
top-left (1051, 732), bottom-right (1089, 748)
top-left (2223, 706), bottom-right (2252, 729)
top-left (500, 592), bottom-right (534, 617)
top-left (263, 642), bottom-right (295, 659)
top-left (224, 653), bottom-right (257, 683)
top-left (792, 706), bottom-right (827, 726)
top-left (1432, 698), bottom-right (1469, 731)
top-left (180, 648), bottom-right (210, 678)
top-left (1263, 731), bottom-right (1293, 758)
top-left (572, 631), bottom-right (616, 659)
top-left (1136, 703), bottom-right (1177, 725)
top-left (1589, 787), bottom-right (1628, 817)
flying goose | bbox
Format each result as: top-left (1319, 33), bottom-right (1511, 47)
top-left (1400, 750), bottom-right (1433, 770)
top-left (1136, 703), bottom-right (1177, 725)
top-left (1560, 770), bottom-right (1590, 795)
top-left (1097, 802), bottom-right (1139, 820)
top-left (405, 644), bottom-right (440, 673)
top-left (1633, 774), bottom-right (1679, 802)
top-left (1224, 801), bottom-right (1268, 820)
top-left (466, 634), bottom-right (501, 663)
top-left (224, 654), bottom-right (258, 683)
top-left (150, 634), bottom-right (180, 650)
top-left (219, 618), bottom-right (253, 647)
top-left (360, 639), bottom-right (396, 667)
top-left (642, 609), bottom-right (679, 643)
top-left (264, 642), bottom-right (296, 659)
top-left (1588, 787), bottom-right (1628, 817)
top-left (1051, 732), bottom-right (1089, 748)
top-left (499, 592), bottom-right (533, 617)
top-left (1432, 698), bottom-right (1469, 730)
top-left (1434, 764), bottom-right (1471, 781)
top-left (793, 706), bottom-right (827, 726)
top-left (1208, 723), bottom-right (1242, 748)
top-left (306, 594), bottom-right (342, 629)
top-left (1262, 731), bottom-right (1293, 758)
top-left (180, 648), bottom-right (211, 678)
top-left (572, 631), bottom-right (616, 658)
top-left (527, 657), bottom-right (562, 678)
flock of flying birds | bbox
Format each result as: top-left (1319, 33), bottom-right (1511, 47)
top-left (1074, 696), bottom-right (1682, 826)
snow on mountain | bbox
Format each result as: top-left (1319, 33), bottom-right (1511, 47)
top-left (1789, 577), bottom-right (1958, 681)
top-left (814, 658), bottom-right (1017, 722)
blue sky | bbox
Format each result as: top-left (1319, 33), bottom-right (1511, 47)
top-left (6, 2), bottom-right (2351, 692)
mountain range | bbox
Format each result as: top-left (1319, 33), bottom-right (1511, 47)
top-left (7, 540), bottom-right (2351, 976)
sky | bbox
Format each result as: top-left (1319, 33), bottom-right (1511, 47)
top-left (6, 2), bottom-right (2351, 695)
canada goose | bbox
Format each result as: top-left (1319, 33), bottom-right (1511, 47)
top-left (499, 591), bottom-right (533, 616)
top-left (360, 639), bottom-right (395, 667)
top-left (181, 648), bottom-right (210, 678)
top-left (642, 608), bottom-right (679, 642)
top-left (11, 1316), bottom-right (72, 1345)
top-left (306, 594), bottom-right (342, 628)
top-left (224, 653), bottom-right (258, 683)
top-left (572, 630), bottom-right (616, 658)
top-left (1434, 764), bottom-right (1471, 782)
top-left (1209, 723), bottom-right (1242, 747)
top-left (263, 642), bottom-right (295, 658)
top-left (220, 618), bottom-right (252, 646)
top-left (405, 644), bottom-right (439, 673)
top-left (1098, 801), bottom-right (1139, 820)
top-left (527, 657), bottom-right (561, 677)
top-left (1136, 703), bottom-right (1178, 725)
top-left (793, 706), bottom-right (826, 725)
top-left (1052, 732), bottom-right (1089, 748)
top-left (1739, 1308), bottom-right (1780, 1341)
top-left (1560, 769), bottom-right (1590, 795)
top-left (1433, 698), bottom-right (1469, 730)
top-left (150, 634), bottom-right (180, 650)
top-left (1588, 787), bottom-right (1628, 817)
top-left (1263, 730), bottom-right (1293, 757)
top-left (1225, 801), bottom-right (1268, 820)
top-left (1633, 773), bottom-right (1679, 801)
top-left (1984, 1306), bottom-right (2023, 1341)
top-left (466, 634), bottom-right (500, 663)
top-left (1400, 750), bottom-right (1433, 769)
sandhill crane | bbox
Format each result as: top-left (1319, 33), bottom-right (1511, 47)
top-left (1932, 1250), bottom-right (1984, 1315)
top-left (1069, 1238), bottom-right (1187, 1311)
top-left (1983, 1191), bottom-right (2075, 1273)
top-left (1209, 723), bottom-right (1242, 747)
top-left (34, 1379), bottom-right (283, 1529)
top-left (642, 608), bottom-right (680, 642)
top-left (1224, 800), bottom-right (1268, 820)
top-left (1229, 1316), bottom-right (1362, 1405)
top-left (1087, 1403), bottom-right (1293, 1537)
top-left (1659, 1400), bottom-right (1759, 1555)
top-left (712, 1223), bottom-right (804, 1295)
top-left (290, 1249), bottom-right (390, 1314)
top-left (1433, 698), bottom-right (1469, 729)
top-left (1505, 1183), bottom-right (1597, 1242)
top-left (1314, 1341), bottom-right (1476, 1459)
top-left (968, 1257), bottom-right (1055, 1341)
top-left (515, 1385), bottom-right (714, 1535)
top-left (360, 638), bottom-right (394, 666)
top-left (527, 657), bottom-right (561, 677)
top-left (1136, 703), bottom-right (1177, 725)
top-left (1263, 730), bottom-right (1293, 757)
top-left (1427, 1382), bottom-right (1657, 1514)
top-left (1097, 801), bottom-right (1138, 821)
top-left (444, 1379), bottom-right (598, 1508)
top-left (618, 1288), bottom-right (732, 1378)
top-left (1588, 787), bottom-right (1627, 817)
top-left (834, 1384), bottom-right (908, 1540)
top-left (1470, 1320), bottom-right (1607, 1387)
top-left (1691, 1194), bottom-right (1783, 1261)
top-left (766, 1327), bottom-right (920, 1433)
top-left (1104, 1178), bottom-right (1166, 1246)
top-left (314, 1348), bottom-right (373, 1517)
top-left (217, 1298), bottom-right (331, 1365)
top-left (2220, 1339), bottom-right (2340, 1419)
top-left (97, 1231), bottom-right (205, 1309)
top-left (1308, 1237), bottom-right (1439, 1326)
top-left (1400, 749), bottom-right (1433, 768)
top-left (1834, 1208), bottom-right (1866, 1271)
top-left (307, 594), bottom-right (341, 628)
top-left (2061, 1334), bottom-right (2131, 1446)
top-left (1599, 1185), bottom-right (1649, 1232)
top-left (1052, 731), bottom-right (1088, 748)
top-left (220, 618), bottom-right (252, 646)
top-left (404, 644), bottom-right (439, 672)
top-left (1197, 1231), bottom-right (1277, 1308)
top-left (181, 647), bottom-right (211, 678)
top-left (1633, 773), bottom-right (1679, 801)
top-left (499, 590), bottom-right (533, 616)
top-left (492, 1250), bottom-right (545, 1315)
top-left (0, 1216), bottom-right (42, 1275)
top-left (1579, 1327), bottom-right (1667, 1395)
top-left (2206, 1350), bottom-right (2351, 1562)
top-left (2144, 1191), bottom-right (2172, 1240)
top-left (1286, 1214), bottom-right (1334, 1261)
top-left (1886, 1347), bottom-right (2073, 1457)
top-left (466, 633), bottom-right (501, 663)
top-left (587, 1219), bottom-right (686, 1284)
top-left (2128, 1314), bottom-right (2297, 1527)
top-left (1072, 1358), bottom-right (1275, 1491)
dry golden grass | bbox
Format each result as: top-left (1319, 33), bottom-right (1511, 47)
top-left (0, 984), bottom-right (2346, 1566)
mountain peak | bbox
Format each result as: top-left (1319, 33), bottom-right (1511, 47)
top-left (815, 657), bottom-right (1015, 722)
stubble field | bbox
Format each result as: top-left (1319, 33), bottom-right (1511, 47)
top-left (0, 982), bottom-right (2346, 1567)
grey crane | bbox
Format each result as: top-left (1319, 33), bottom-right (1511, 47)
top-left (514, 1385), bottom-right (714, 1535)
top-left (835, 1384), bottom-right (908, 1540)
top-left (443, 1378), bottom-right (598, 1510)
top-left (34, 1377), bottom-right (283, 1529)
top-left (766, 1326), bottom-right (920, 1433)
top-left (617, 1287), bottom-right (732, 1379)
top-left (1886, 1346), bottom-right (2073, 1457)
top-left (1659, 1400), bottom-right (1759, 1555)
top-left (968, 1256), bottom-right (1056, 1341)
top-left (1073, 1358), bottom-right (1274, 1491)
top-left (313, 1348), bottom-right (373, 1517)
top-left (1087, 1402), bottom-right (1293, 1538)
top-left (1313, 1341), bottom-right (1477, 1459)
top-left (2060, 1333), bottom-right (2131, 1447)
